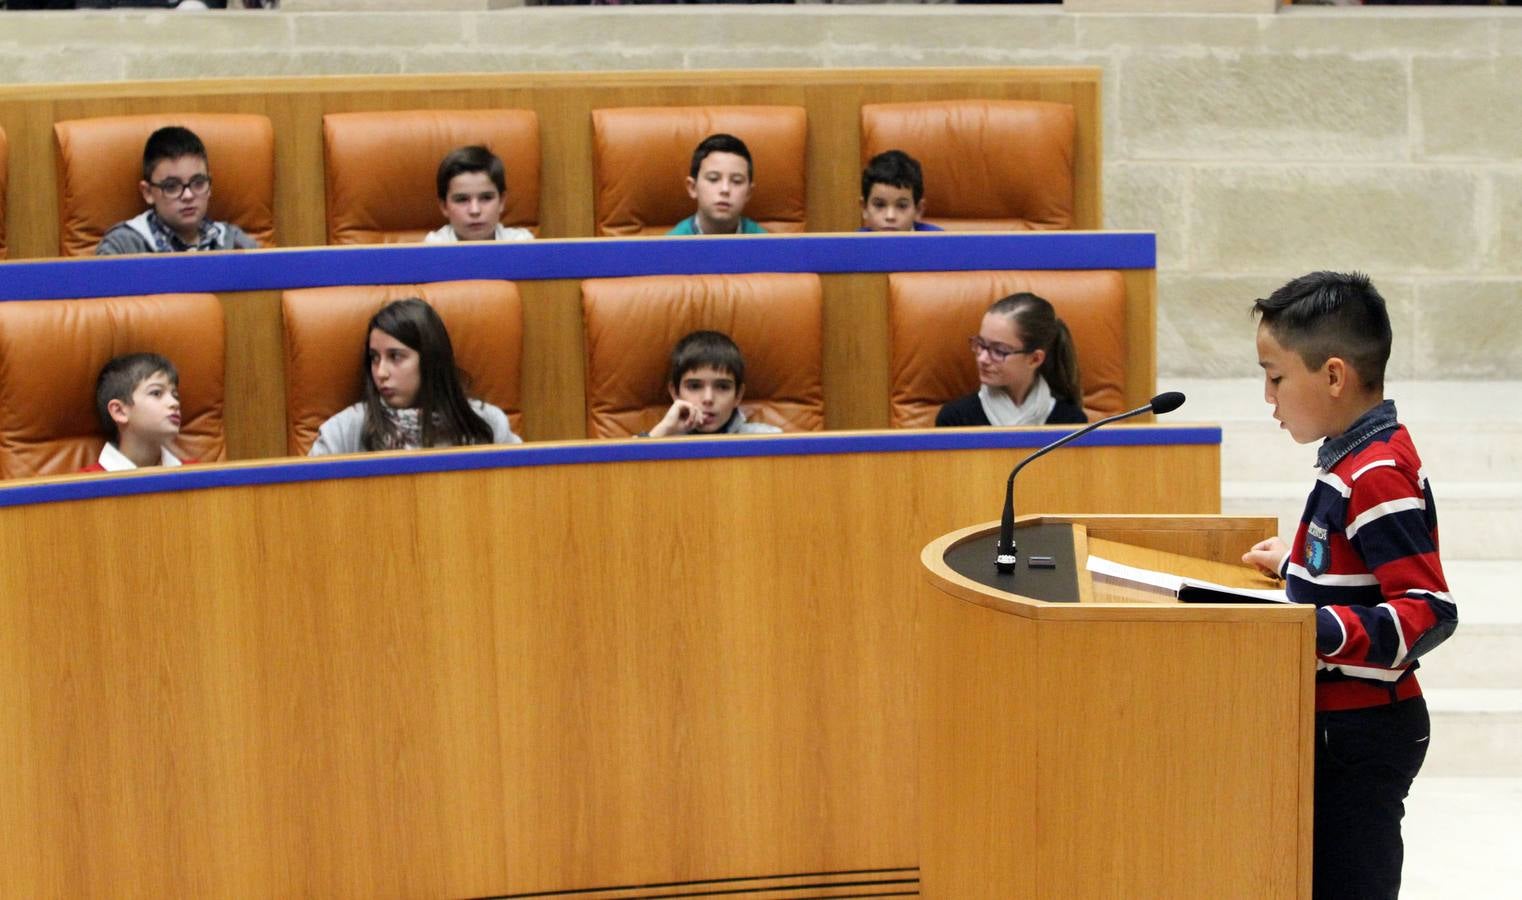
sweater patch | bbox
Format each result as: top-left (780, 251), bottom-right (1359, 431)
top-left (1304, 519), bottom-right (1331, 576)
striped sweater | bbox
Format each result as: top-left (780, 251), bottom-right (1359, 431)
top-left (1279, 401), bottom-right (1459, 712)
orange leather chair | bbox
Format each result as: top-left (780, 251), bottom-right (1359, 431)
top-left (861, 100), bottom-right (1075, 231)
top-left (0, 125), bottom-right (9, 260)
top-left (322, 109), bottom-right (541, 245)
top-left (281, 280), bottom-right (524, 456)
top-left (888, 270), bottom-right (1128, 428)
top-left (0, 292), bottom-right (227, 478)
top-left (53, 113), bottom-right (276, 256)
top-left (591, 106), bottom-right (807, 236)
top-left (581, 273), bottom-right (823, 437)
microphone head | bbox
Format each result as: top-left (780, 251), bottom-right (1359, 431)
top-left (1150, 391), bottom-right (1186, 415)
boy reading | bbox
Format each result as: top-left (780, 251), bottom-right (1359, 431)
top-left (646, 331), bottom-right (782, 437)
top-left (84, 352), bottom-right (188, 472)
top-left (859, 149), bottom-right (943, 233)
top-left (1241, 271), bottom-right (1457, 899)
top-left (96, 126), bottom-right (258, 255)
top-left (668, 134), bottom-right (767, 236)
top-left (425, 145), bottom-right (534, 244)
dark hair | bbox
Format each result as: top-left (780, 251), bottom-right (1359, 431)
top-left (986, 292), bottom-right (1082, 405)
top-left (861, 149), bottom-right (926, 203)
top-left (142, 126), bottom-right (208, 182)
top-left (1252, 271), bottom-right (1391, 390)
top-left (689, 133), bottom-right (753, 181)
top-left (359, 298), bottom-right (494, 451)
top-left (435, 145), bottom-right (506, 200)
top-left (667, 330), bottom-right (747, 389)
top-left (95, 352), bottom-right (179, 443)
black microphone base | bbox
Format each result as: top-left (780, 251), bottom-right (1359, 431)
top-left (943, 522), bottom-right (1082, 603)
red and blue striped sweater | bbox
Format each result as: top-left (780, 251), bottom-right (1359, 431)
top-left (1278, 401), bottom-right (1458, 712)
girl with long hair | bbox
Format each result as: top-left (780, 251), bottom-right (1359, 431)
top-left (310, 297), bottom-right (520, 455)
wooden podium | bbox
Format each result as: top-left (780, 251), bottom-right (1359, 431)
top-left (917, 515), bottom-right (1315, 899)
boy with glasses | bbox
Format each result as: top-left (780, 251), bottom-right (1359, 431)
top-left (96, 126), bottom-right (258, 255)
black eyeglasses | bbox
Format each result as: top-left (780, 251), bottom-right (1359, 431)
top-left (149, 174), bottom-right (212, 198)
top-left (968, 336), bottom-right (1033, 364)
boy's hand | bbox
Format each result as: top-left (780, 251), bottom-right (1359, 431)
top-left (1242, 537), bottom-right (1290, 579)
top-left (649, 399), bottom-right (703, 437)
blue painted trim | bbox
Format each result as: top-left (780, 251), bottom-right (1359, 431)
top-left (0, 232), bottom-right (1156, 302)
top-left (0, 425), bottom-right (1218, 509)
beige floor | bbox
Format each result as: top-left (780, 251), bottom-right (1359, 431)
top-left (1404, 777), bottom-right (1522, 898)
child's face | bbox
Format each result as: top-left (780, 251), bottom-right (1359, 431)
top-left (974, 312), bottom-right (1044, 398)
top-left (369, 328), bottom-right (422, 409)
top-left (1256, 323), bottom-right (1341, 444)
top-left (111, 371), bottom-right (181, 443)
top-left (439, 171), bottom-right (505, 241)
top-left (861, 183), bottom-right (925, 232)
top-left (685, 152), bottom-right (753, 231)
top-left (670, 365), bottom-right (744, 433)
top-left (139, 154), bottom-right (211, 241)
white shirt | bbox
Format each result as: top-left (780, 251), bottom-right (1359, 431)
top-left (423, 224), bottom-right (534, 244)
top-left (95, 442), bottom-right (184, 472)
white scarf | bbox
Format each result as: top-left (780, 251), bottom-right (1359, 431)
top-left (978, 375), bottom-right (1056, 427)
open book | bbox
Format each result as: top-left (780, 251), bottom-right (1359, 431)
top-left (1085, 555), bottom-right (1290, 605)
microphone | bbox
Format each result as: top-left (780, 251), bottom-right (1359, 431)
top-left (994, 391), bottom-right (1186, 574)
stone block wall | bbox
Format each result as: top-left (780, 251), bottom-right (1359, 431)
top-left (1, 6), bottom-right (1517, 381)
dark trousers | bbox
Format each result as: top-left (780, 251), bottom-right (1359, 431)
top-left (1313, 696), bottom-right (1430, 900)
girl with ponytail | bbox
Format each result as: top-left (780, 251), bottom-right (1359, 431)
top-left (935, 292), bottom-right (1087, 428)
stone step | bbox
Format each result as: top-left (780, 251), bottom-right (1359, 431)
top-left (1403, 777), bottom-right (1522, 899)
top-left (1166, 379), bottom-right (1522, 425)
top-left (1421, 689), bottom-right (1522, 777)
top-left (1217, 419), bottom-right (1522, 484)
top-left (1169, 378), bottom-right (1522, 484)
top-left (1223, 481), bottom-right (1522, 560)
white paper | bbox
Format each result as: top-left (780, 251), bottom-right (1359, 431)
top-left (1085, 554), bottom-right (1289, 604)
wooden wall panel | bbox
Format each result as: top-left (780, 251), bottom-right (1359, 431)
top-left (0, 68), bottom-right (1102, 260)
top-left (0, 437), bottom-right (1217, 897)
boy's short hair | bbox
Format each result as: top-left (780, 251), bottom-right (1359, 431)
top-left (436, 145), bottom-right (506, 199)
top-left (1252, 271), bottom-right (1392, 390)
top-left (142, 126), bottom-right (208, 182)
top-left (689, 133), bottom-right (753, 180)
top-left (667, 330), bottom-right (747, 388)
top-left (861, 149), bottom-right (926, 203)
top-left (95, 352), bottom-right (179, 442)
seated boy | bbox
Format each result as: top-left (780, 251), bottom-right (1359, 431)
top-left (96, 126), bottom-right (259, 255)
top-left (84, 352), bottom-right (189, 471)
top-left (425, 145), bottom-right (534, 244)
top-left (859, 149), bottom-right (944, 233)
top-left (1241, 271), bottom-right (1457, 900)
top-left (646, 331), bottom-right (782, 437)
top-left (668, 134), bottom-right (768, 236)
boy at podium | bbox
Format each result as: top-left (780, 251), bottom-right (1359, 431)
top-left (1242, 271), bottom-right (1457, 900)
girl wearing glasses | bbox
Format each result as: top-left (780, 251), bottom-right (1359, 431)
top-left (935, 292), bottom-right (1087, 428)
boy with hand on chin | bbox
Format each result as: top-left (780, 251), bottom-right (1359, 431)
top-left (645, 331), bottom-right (781, 437)
top-left (859, 150), bottom-right (944, 233)
top-left (1241, 271), bottom-right (1457, 900)
top-left (425, 145), bottom-right (534, 244)
top-left (96, 126), bottom-right (258, 256)
top-left (83, 353), bottom-right (189, 472)
top-left (667, 134), bottom-right (768, 236)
